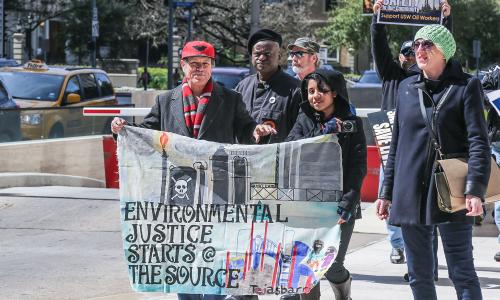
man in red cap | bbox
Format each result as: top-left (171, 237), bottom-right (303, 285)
top-left (111, 40), bottom-right (275, 143)
top-left (111, 42), bottom-right (275, 300)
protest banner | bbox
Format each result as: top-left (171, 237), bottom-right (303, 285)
top-left (377, 0), bottom-right (442, 26)
top-left (367, 110), bottom-right (395, 168)
top-left (487, 90), bottom-right (500, 117)
top-left (118, 126), bottom-right (343, 296)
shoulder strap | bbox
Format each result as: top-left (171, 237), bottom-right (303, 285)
top-left (418, 85), bottom-right (453, 156)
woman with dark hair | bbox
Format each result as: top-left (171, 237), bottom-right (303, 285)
top-left (375, 24), bottom-right (489, 299)
top-left (286, 69), bottom-right (367, 300)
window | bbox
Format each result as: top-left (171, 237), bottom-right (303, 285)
top-left (79, 73), bottom-right (99, 100)
top-left (0, 72), bottom-right (64, 102)
top-left (95, 73), bottom-right (113, 97)
top-left (328, 47), bottom-right (340, 63)
top-left (65, 76), bottom-right (80, 95)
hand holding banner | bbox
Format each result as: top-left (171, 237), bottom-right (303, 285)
top-left (377, 0), bottom-right (443, 26)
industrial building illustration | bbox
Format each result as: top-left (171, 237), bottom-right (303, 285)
top-left (159, 140), bottom-right (343, 205)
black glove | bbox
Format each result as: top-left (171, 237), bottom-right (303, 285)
top-left (322, 117), bottom-right (340, 134)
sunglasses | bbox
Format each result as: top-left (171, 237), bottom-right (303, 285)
top-left (401, 48), bottom-right (415, 57)
top-left (412, 40), bottom-right (435, 52)
top-left (290, 51), bottom-right (310, 58)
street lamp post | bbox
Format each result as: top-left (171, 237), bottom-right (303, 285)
top-left (167, 1), bottom-right (196, 89)
top-left (0, 0), bottom-right (4, 58)
top-left (25, 12), bottom-right (33, 60)
top-left (91, 0), bottom-right (99, 68)
top-left (167, 0), bottom-right (174, 89)
top-left (249, 0), bottom-right (260, 73)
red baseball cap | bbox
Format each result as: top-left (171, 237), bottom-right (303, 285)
top-left (181, 41), bottom-right (215, 59)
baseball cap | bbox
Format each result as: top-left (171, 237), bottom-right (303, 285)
top-left (287, 37), bottom-right (320, 53)
top-left (400, 40), bottom-right (414, 57)
top-left (181, 41), bottom-right (215, 59)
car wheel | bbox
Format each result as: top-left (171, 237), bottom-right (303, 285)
top-left (48, 124), bottom-right (64, 139)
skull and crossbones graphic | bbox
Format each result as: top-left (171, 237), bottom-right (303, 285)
top-left (171, 176), bottom-right (192, 201)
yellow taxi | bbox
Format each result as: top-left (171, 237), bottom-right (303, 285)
top-left (0, 60), bottom-right (117, 139)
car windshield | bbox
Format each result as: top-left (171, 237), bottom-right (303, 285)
top-left (0, 72), bottom-right (64, 101)
top-left (212, 73), bottom-right (244, 90)
top-left (358, 72), bottom-right (381, 84)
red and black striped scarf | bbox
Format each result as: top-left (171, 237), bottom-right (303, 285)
top-left (181, 79), bottom-right (213, 138)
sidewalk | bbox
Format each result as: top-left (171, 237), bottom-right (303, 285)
top-left (89, 235), bottom-right (500, 300)
top-left (89, 204), bottom-right (500, 300)
top-left (2, 186), bottom-right (498, 300)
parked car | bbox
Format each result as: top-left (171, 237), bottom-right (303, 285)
top-left (0, 60), bottom-right (117, 139)
top-left (0, 58), bottom-right (19, 68)
top-left (0, 78), bottom-right (21, 142)
top-left (211, 67), bottom-right (250, 89)
top-left (348, 70), bottom-right (382, 108)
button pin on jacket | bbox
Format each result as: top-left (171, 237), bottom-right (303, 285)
top-left (269, 96), bottom-right (276, 104)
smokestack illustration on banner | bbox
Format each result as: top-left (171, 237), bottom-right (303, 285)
top-left (210, 146), bottom-right (229, 204)
top-left (159, 132), bottom-right (169, 204)
top-left (194, 161), bottom-right (208, 204)
top-left (233, 156), bottom-right (248, 204)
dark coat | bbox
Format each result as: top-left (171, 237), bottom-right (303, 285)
top-left (235, 68), bottom-right (301, 143)
top-left (138, 82), bottom-right (257, 144)
top-left (286, 69), bottom-right (367, 219)
top-left (379, 60), bottom-right (491, 225)
top-left (371, 15), bottom-right (451, 110)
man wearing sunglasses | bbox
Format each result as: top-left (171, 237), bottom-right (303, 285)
top-left (371, 0), bottom-right (452, 282)
top-left (234, 29), bottom-right (301, 144)
top-left (288, 37), bottom-right (321, 80)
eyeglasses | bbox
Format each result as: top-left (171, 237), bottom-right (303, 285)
top-left (187, 61), bottom-right (211, 69)
top-left (401, 48), bottom-right (415, 57)
top-left (290, 51), bottom-right (310, 58)
top-left (412, 40), bottom-right (435, 52)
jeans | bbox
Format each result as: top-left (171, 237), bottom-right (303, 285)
top-left (379, 166), bottom-right (405, 249)
top-left (401, 223), bottom-right (482, 300)
top-left (380, 165), bottom-right (438, 277)
top-left (387, 219), bottom-right (405, 249)
top-left (177, 294), bottom-right (226, 300)
top-left (378, 165), bottom-right (404, 249)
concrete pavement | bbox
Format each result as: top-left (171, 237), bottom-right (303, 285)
top-left (1, 186), bottom-right (499, 299)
